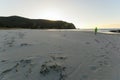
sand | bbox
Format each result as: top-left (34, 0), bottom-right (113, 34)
top-left (0, 29), bottom-right (120, 80)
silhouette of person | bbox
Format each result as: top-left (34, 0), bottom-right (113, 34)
top-left (95, 27), bottom-right (98, 35)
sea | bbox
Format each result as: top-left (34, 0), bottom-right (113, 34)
top-left (46, 28), bottom-right (120, 33)
top-left (80, 28), bottom-right (120, 33)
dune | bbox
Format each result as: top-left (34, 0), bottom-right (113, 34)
top-left (0, 29), bottom-right (120, 80)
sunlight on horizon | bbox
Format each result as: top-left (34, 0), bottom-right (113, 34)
top-left (36, 8), bottom-right (65, 21)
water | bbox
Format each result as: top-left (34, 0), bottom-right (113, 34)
top-left (80, 28), bottom-right (120, 33)
top-left (99, 28), bottom-right (120, 32)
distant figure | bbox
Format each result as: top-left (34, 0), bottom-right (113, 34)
top-left (95, 27), bottom-right (98, 35)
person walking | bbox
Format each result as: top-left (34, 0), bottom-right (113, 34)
top-left (95, 27), bottom-right (98, 35)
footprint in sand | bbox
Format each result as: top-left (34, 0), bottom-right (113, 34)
top-left (89, 65), bottom-right (98, 71)
top-left (85, 42), bottom-right (90, 45)
top-left (81, 74), bottom-right (89, 79)
top-left (79, 74), bottom-right (89, 80)
top-left (94, 39), bottom-right (100, 43)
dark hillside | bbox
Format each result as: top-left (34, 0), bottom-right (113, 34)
top-left (0, 16), bottom-right (76, 29)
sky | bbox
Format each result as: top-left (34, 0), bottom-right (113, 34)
top-left (0, 0), bottom-right (120, 29)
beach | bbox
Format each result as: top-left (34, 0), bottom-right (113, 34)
top-left (0, 29), bottom-right (120, 80)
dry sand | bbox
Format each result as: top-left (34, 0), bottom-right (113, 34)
top-left (0, 29), bottom-right (120, 80)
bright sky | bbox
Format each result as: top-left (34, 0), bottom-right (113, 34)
top-left (0, 0), bottom-right (120, 28)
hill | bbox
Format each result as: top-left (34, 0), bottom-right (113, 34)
top-left (0, 16), bottom-right (76, 29)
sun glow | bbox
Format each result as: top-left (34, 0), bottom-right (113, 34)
top-left (40, 9), bottom-right (65, 20)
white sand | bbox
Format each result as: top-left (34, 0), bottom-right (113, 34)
top-left (0, 29), bottom-right (120, 80)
